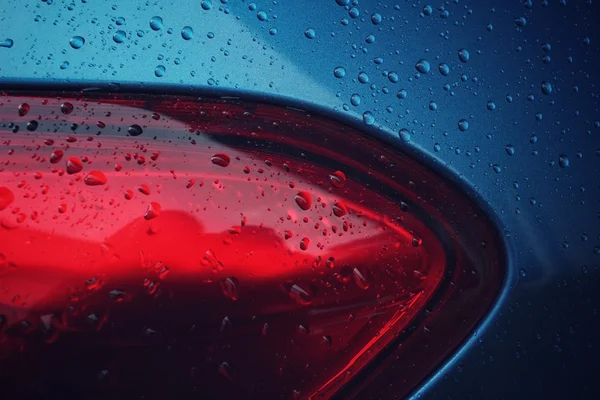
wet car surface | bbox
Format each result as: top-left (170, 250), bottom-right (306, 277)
top-left (1, 1), bottom-right (599, 399)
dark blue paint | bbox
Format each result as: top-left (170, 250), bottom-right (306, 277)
top-left (1, 0), bottom-right (599, 398)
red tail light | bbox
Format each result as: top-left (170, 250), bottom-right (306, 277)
top-left (0, 91), bottom-right (504, 399)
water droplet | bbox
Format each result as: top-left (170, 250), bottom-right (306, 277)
top-left (218, 362), bottom-right (233, 380)
top-left (333, 66), bottom-right (346, 78)
top-left (423, 5), bottom-right (433, 16)
top-left (535, 112), bottom-right (543, 121)
top-left (0, 187), bottom-right (15, 211)
top-left (433, 143), bottom-right (441, 152)
top-left (113, 30), bottom-right (126, 43)
top-left (181, 26), bottom-right (194, 40)
top-left (415, 59), bottom-right (431, 73)
top-left (329, 171), bottom-right (346, 188)
top-left (438, 63), bottom-right (450, 76)
top-left (154, 65), bottom-right (166, 77)
top-left (399, 128), bottom-right (411, 142)
top-left (269, 27), bottom-right (278, 36)
top-left (304, 28), bottom-right (315, 39)
top-left (429, 101), bottom-right (438, 111)
top-left (124, 189), bottom-right (134, 200)
top-left (332, 202), bottom-right (348, 217)
top-left (541, 81), bottom-right (553, 95)
top-left (542, 43), bottom-right (551, 52)
top-left (388, 71), bottom-right (399, 83)
top-left (288, 282), bottom-right (314, 305)
top-left (519, 268), bottom-right (527, 277)
top-left (515, 16), bottom-right (527, 27)
top-left (294, 191), bottom-right (313, 211)
top-left (349, 7), bottom-right (360, 18)
top-left (335, 0), bottom-right (350, 5)
top-left (211, 153), bottom-right (231, 167)
top-left (487, 101), bottom-right (496, 111)
top-left (144, 202), bottom-right (161, 220)
top-left (221, 277), bottom-right (240, 301)
top-left (115, 16), bottom-right (125, 25)
top-left (362, 111), bottom-right (375, 126)
top-left (0, 38), bottom-right (14, 48)
top-left (493, 164), bottom-right (502, 173)
top-left (350, 93), bottom-right (361, 106)
top-left (558, 154), bottom-right (570, 168)
top-left (300, 237), bottom-right (310, 251)
top-left (66, 157), bottom-right (83, 174)
top-left (128, 124), bottom-right (143, 136)
top-left (257, 10), bottom-right (268, 21)
top-left (61, 102), bottom-right (74, 114)
top-left (505, 145), bottom-right (515, 156)
top-left (69, 35), bottom-right (85, 49)
top-left (458, 119), bottom-right (469, 132)
top-left (50, 149), bottom-right (64, 164)
top-left (26, 120), bottom-right (38, 131)
top-left (358, 72), bottom-right (370, 83)
top-left (149, 16), bottom-right (163, 31)
top-left (457, 48), bottom-right (470, 63)
top-left (84, 171), bottom-right (107, 186)
top-left (17, 103), bottom-right (30, 117)
top-left (353, 267), bottom-right (371, 289)
top-left (371, 13), bottom-right (382, 24)
top-left (397, 89), bottom-right (408, 99)
top-left (138, 184), bottom-right (151, 195)
top-left (365, 34), bottom-right (375, 44)
top-left (60, 61), bottom-right (70, 70)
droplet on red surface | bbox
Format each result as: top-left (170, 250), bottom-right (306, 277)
top-left (50, 149), bottom-right (64, 164)
top-left (211, 153), bottom-right (231, 167)
top-left (144, 202), bottom-right (161, 220)
top-left (66, 157), bottom-right (83, 174)
top-left (0, 187), bottom-right (15, 211)
top-left (18, 103), bottom-right (30, 117)
top-left (352, 267), bottom-right (372, 290)
top-left (60, 102), bottom-right (74, 114)
top-left (332, 202), bottom-right (348, 217)
top-left (300, 237), bottom-right (310, 251)
top-left (294, 191), bottom-right (313, 211)
top-left (186, 179), bottom-right (195, 188)
top-left (221, 277), bottom-right (240, 301)
top-left (218, 362), bottom-right (233, 380)
top-left (326, 257), bottom-right (335, 269)
top-left (124, 189), bottom-right (134, 200)
top-left (321, 335), bottom-right (332, 347)
top-left (58, 203), bottom-right (67, 214)
top-left (84, 171), bottom-right (107, 186)
top-left (114, 164), bottom-right (123, 171)
top-left (228, 226), bottom-right (242, 235)
top-left (138, 184), bottom-right (151, 195)
top-left (287, 282), bottom-right (314, 305)
top-left (329, 170), bottom-right (346, 188)
top-left (284, 229), bottom-right (293, 240)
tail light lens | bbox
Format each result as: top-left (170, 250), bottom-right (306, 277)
top-left (0, 91), bottom-right (504, 399)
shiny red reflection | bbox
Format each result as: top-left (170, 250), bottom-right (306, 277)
top-left (0, 94), bottom-right (446, 399)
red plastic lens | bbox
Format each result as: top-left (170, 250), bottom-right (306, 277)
top-left (0, 92), bottom-right (503, 399)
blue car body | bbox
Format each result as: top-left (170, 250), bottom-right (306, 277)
top-left (1, 0), bottom-right (599, 398)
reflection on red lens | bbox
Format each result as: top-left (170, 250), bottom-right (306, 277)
top-left (0, 93), bottom-right (494, 399)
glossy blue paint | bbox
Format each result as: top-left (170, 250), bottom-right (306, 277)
top-left (1, 0), bottom-right (599, 398)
